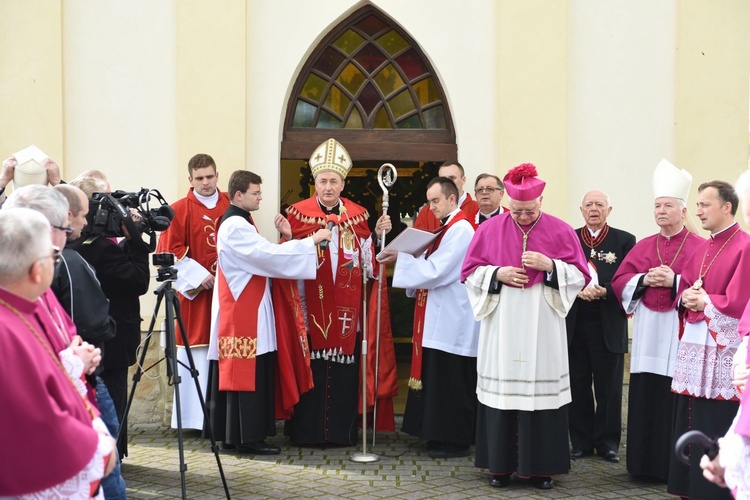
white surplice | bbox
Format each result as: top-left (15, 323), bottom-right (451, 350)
top-left (465, 260), bottom-right (585, 411)
top-left (392, 215), bottom-right (479, 357)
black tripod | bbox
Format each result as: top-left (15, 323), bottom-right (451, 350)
top-left (118, 274), bottom-right (231, 499)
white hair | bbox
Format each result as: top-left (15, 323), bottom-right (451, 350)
top-left (0, 208), bottom-right (52, 284)
top-left (736, 169), bottom-right (750, 206)
top-left (580, 191), bottom-right (612, 207)
top-left (4, 185), bottom-right (69, 227)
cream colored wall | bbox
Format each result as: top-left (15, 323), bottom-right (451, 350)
top-left (0, 0), bottom-right (64, 184)
top-left (496, 0), bottom-right (568, 218)
top-left (567, 0), bottom-right (678, 239)
top-left (675, 0), bottom-right (750, 234)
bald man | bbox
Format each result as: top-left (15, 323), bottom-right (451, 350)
top-left (566, 190), bottom-right (635, 464)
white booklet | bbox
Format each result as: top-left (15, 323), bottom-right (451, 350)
top-left (378, 227), bottom-right (439, 258)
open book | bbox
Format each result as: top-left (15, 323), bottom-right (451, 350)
top-left (377, 227), bottom-right (439, 258)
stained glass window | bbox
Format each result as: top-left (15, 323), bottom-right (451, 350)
top-left (287, 7), bottom-right (451, 131)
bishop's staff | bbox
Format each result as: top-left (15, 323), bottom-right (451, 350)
top-left (372, 163), bottom-right (397, 446)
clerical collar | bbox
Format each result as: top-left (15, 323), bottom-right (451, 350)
top-left (660, 226), bottom-right (685, 239)
top-left (441, 208), bottom-right (461, 226)
top-left (478, 207), bottom-right (500, 221)
top-left (710, 222), bottom-right (738, 239)
top-left (317, 198), bottom-right (340, 215)
top-left (194, 189), bottom-right (219, 209)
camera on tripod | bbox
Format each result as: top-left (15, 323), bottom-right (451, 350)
top-left (153, 252), bottom-right (178, 282)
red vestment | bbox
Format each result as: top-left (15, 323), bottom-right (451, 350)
top-left (156, 188), bottom-right (230, 347)
top-left (276, 197), bottom-right (398, 430)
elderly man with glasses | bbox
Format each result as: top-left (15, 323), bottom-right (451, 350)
top-left (461, 163), bottom-right (589, 491)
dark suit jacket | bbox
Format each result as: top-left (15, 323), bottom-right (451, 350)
top-left (68, 235), bottom-right (150, 369)
top-left (566, 225), bottom-right (636, 353)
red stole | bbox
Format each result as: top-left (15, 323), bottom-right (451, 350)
top-left (216, 213), bottom-right (267, 392)
top-left (409, 211), bottom-right (469, 390)
top-left (287, 197), bottom-right (371, 358)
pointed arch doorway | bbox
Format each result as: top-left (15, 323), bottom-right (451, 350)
top-left (280, 5), bottom-right (456, 413)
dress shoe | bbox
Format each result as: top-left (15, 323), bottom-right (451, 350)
top-left (569, 448), bottom-right (590, 459)
top-left (236, 440), bottom-right (281, 455)
top-left (488, 474), bottom-right (511, 488)
top-left (222, 442), bottom-right (237, 450)
top-left (532, 476), bottom-right (554, 490)
top-left (427, 442), bottom-right (471, 459)
top-left (602, 450), bottom-right (620, 463)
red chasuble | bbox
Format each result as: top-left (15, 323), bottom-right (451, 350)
top-left (612, 227), bottom-right (704, 311)
top-left (156, 188), bottom-right (230, 347)
top-left (413, 193), bottom-right (479, 231)
top-left (276, 196), bottom-right (398, 430)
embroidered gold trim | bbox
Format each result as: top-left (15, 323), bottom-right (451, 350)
top-left (218, 336), bottom-right (257, 359)
top-left (408, 377), bottom-right (423, 390)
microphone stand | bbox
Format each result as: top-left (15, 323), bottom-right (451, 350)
top-left (372, 163), bottom-right (397, 446)
top-left (345, 207), bottom-right (378, 464)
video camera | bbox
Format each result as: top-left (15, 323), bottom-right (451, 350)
top-left (83, 188), bottom-right (174, 239)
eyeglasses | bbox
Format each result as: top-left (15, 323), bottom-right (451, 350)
top-left (52, 224), bottom-right (74, 236)
top-left (30, 245), bottom-right (61, 273)
top-left (510, 210), bottom-right (538, 217)
top-left (475, 187), bottom-right (501, 194)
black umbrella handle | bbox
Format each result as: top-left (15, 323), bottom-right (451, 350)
top-left (675, 430), bottom-right (720, 465)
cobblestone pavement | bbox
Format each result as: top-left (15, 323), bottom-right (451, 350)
top-left (121, 419), bottom-right (670, 499)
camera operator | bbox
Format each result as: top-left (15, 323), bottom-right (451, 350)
top-left (70, 172), bottom-right (151, 459)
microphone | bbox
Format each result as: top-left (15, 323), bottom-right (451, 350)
top-left (320, 213), bottom-right (338, 250)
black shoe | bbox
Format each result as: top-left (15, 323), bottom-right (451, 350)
top-left (222, 442), bottom-right (236, 450)
top-left (570, 448), bottom-right (591, 459)
top-left (489, 474), bottom-right (511, 488)
top-left (236, 440), bottom-right (281, 455)
top-left (428, 442), bottom-right (471, 459)
top-left (532, 476), bottom-right (554, 490)
top-left (602, 450), bottom-right (620, 463)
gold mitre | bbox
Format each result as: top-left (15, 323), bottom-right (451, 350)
top-left (309, 138), bottom-right (352, 179)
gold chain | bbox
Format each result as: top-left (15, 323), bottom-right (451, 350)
top-left (656, 228), bottom-right (690, 268)
top-left (0, 296), bottom-right (96, 420)
top-left (694, 225), bottom-right (742, 289)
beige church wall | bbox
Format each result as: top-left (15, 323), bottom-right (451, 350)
top-left (567, 0), bottom-right (678, 239)
top-left (0, 0), bottom-right (64, 181)
top-left (62, 1), bottom-right (178, 199)
top-left (175, 0), bottom-right (246, 197)
top-left (496, 0), bottom-right (568, 218)
top-left (675, 0), bottom-right (750, 234)
top-left (245, 0), bottom-right (500, 237)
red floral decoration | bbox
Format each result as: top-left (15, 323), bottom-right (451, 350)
top-left (507, 163), bottom-right (538, 184)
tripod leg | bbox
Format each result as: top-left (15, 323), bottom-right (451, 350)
top-left (170, 289), bottom-right (231, 499)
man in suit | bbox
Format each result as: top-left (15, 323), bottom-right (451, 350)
top-left (567, 190), bottom-right (635, 463)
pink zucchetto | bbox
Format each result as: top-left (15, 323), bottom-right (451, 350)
top-left (502, 163), bottom-right (546, 201)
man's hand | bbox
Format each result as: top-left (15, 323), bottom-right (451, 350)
top-left (200, 274), bottom-right (215, 290)
top-left (44, 159), bottom-right (62, 186)
top-left (682, 286), bottom-right (707, 312)
top-left (700, 448), bottom-right (726, 488)
top-left (521, 251), bottom-right (553, 273)
top-left (376, 249), bottom-right (398, 264)
top-left (734, 363), bottom-right (750, 394)
top-left (644, 265), bottom-right (675, 288)
top-left (0, 157), bottom-right (17, 190)
top-left (578, 284), bottom-right (606, 301)
top-left (375, 214), bottom-right (392, 235)
top-left (274, 213), bottom-right (292, 240)
top-left (495, 266), bottom-right (528, 287)
top-left (311, 228), bottom-right (332, 245)
top-left (70, 335), bottom-right (102, 375)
